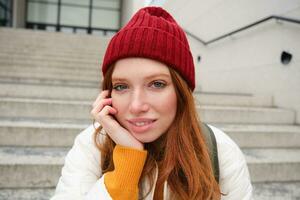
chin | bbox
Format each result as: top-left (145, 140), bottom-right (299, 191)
top-left (132, 133), bottom-right (160, 144)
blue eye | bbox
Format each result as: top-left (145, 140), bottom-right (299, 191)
top-left (113, 84), bottom-right (128, 91)
top-left (151, 81), bottom-right (166, 88)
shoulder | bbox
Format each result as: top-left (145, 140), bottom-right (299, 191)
top-left (207, 124), bottom-right (247, 171)
top-left (64, 123), bottom-right (105, 173)
top-left (75, 125), bottom-right (95, 143)
top-left (207, 124), bottom-right (253, 199)
top-left (53, 124), bottom-right (113, 199)
top-left (74, 123), bottom-right (105, 147)
top-left (75, 124), bottom-right (96, 143)
top-left (207, 124), bottom-right (246, 176)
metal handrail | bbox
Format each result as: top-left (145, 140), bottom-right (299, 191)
top-left (185, 15), bottom-right (300, 46)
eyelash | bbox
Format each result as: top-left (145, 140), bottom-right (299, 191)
top-left (112, 81), bottom-right (167, 91)
top-left (149, 81), bottom-right (167, 89)
top-left (112, 84), bottom-right (128, 91)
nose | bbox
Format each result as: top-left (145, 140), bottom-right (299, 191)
top-left (129, 89), bottom-right (149, 114)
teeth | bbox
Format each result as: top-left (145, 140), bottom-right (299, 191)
top-left (133, 121), bottom-right (151, 126)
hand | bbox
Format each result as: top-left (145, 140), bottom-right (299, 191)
top-left (90, 90), bottom-right (144, 150)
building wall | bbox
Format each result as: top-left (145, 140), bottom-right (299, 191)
top-left (120, 0), bottom-right (144, 26)
top-left (188, 22), bottom-right (300, 123)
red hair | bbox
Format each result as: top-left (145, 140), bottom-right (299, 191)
top-left (94, 65), bottom-right (220, 199)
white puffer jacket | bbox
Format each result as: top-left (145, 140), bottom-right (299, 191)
top-left (51, 124), bottom-right (253, 200)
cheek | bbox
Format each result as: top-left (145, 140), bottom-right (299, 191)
top-left (156, 90), bottom-right (177, 119)
top-left (111, 95), bottom-right (127, 118)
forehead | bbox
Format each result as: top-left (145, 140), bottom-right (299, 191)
top-left (112, 57), bottom-right (170, 78)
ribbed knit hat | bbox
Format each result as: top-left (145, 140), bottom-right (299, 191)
top-left (102, 6), bottom-right (195, 90)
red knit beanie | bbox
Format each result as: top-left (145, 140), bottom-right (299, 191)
top-left (102, 6), bottom-right (195, 90)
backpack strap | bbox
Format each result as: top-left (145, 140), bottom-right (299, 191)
top-left (200, 123), bottom-right (220, 183)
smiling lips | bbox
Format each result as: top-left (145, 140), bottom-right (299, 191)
top-left (127, 118), bottom-right (156, 133)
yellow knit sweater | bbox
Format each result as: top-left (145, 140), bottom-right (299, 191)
top-left (104, 145), bottom-right (148, 200)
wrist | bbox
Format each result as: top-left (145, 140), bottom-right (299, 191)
top-left (118, 140), bottom-right (144, 150)
top-left (105, 145), bottom-right (148, 188)
top-left (130, 142), bottom-right (144, 150)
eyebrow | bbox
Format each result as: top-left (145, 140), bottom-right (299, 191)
top-left (112, 73), bottom-right (171, 82)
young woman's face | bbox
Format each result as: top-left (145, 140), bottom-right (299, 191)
top-left (111, 57), bottom-right (177, 143)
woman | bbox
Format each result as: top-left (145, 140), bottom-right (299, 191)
top-left (52, 6), bottom-right (253, 200)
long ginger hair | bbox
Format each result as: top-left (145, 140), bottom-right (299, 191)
top-left (93, 64), bottom-right (220, 200)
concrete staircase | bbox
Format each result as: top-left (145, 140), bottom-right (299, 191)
top-left (0, 27), bottom-right (299, 200)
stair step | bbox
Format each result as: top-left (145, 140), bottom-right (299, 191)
top-left (0, 97), bottom-right (91, 121)
top-left (0, 28), bottom-right (110, 50)
top-left (199, 105), bottom-right (295, 124)
top-left (0, 42), bottom-right (104, 52)
top-left (0, 52), bottom-right (102, 65)
top-left (0, 181), bottom-right (299, 200)
top-left (243, 148), bottom-right (300, 182)
top-left (0, 146), bottom-right (299, 188)
top-left (195, 92), bottom-right (273, 107)
top-left (217, 124), bottom-right (300, 148)
top-left (0, 147), bottom-right (67, 188)
top-left (0, 54), bottom-right (102, 71)
top-left (0, 34), bottom-right (109, 46)
top-left (0, 120), bottom-right (88, 147)
top-left (0, 69), bottom-right (101, 83)
top-left (0, 82), bottom-right (99, 100)
top-left (252, 181), bottom-right (300, 200)
top-left (0, 97), bottom-right (295, 124)
top-left (1, 120), bottom-right (299, 148)
top-left (1, 57), bottom-right (101, 70)
top-left (0, 188), bottom-right (55, 200)
top-left (0, 76), bottom-right (99, 87)
top-left (0, 27), bottom-right (111, 39)
top-left (0, 57), bottom-right (100, 73)
top-left (0, 48), bottom-right (102, 60)
top-left (0, 42), bottom-right (103, 54)
top-left (0, 63), bottom-right (100, 77)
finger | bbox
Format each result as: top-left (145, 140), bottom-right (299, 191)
top-left (90, 98), bottom-right (112, 116)
top-left (93, 105), bottom-right (118, 126)
top-left (95, 106), bottom-right (120, 136)
top-left (92, 90), bottom-right (110, 107)
top-left (99, 105), bottom-right (117, 116)
top-left (92, 90), bottom-right (109, 107)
